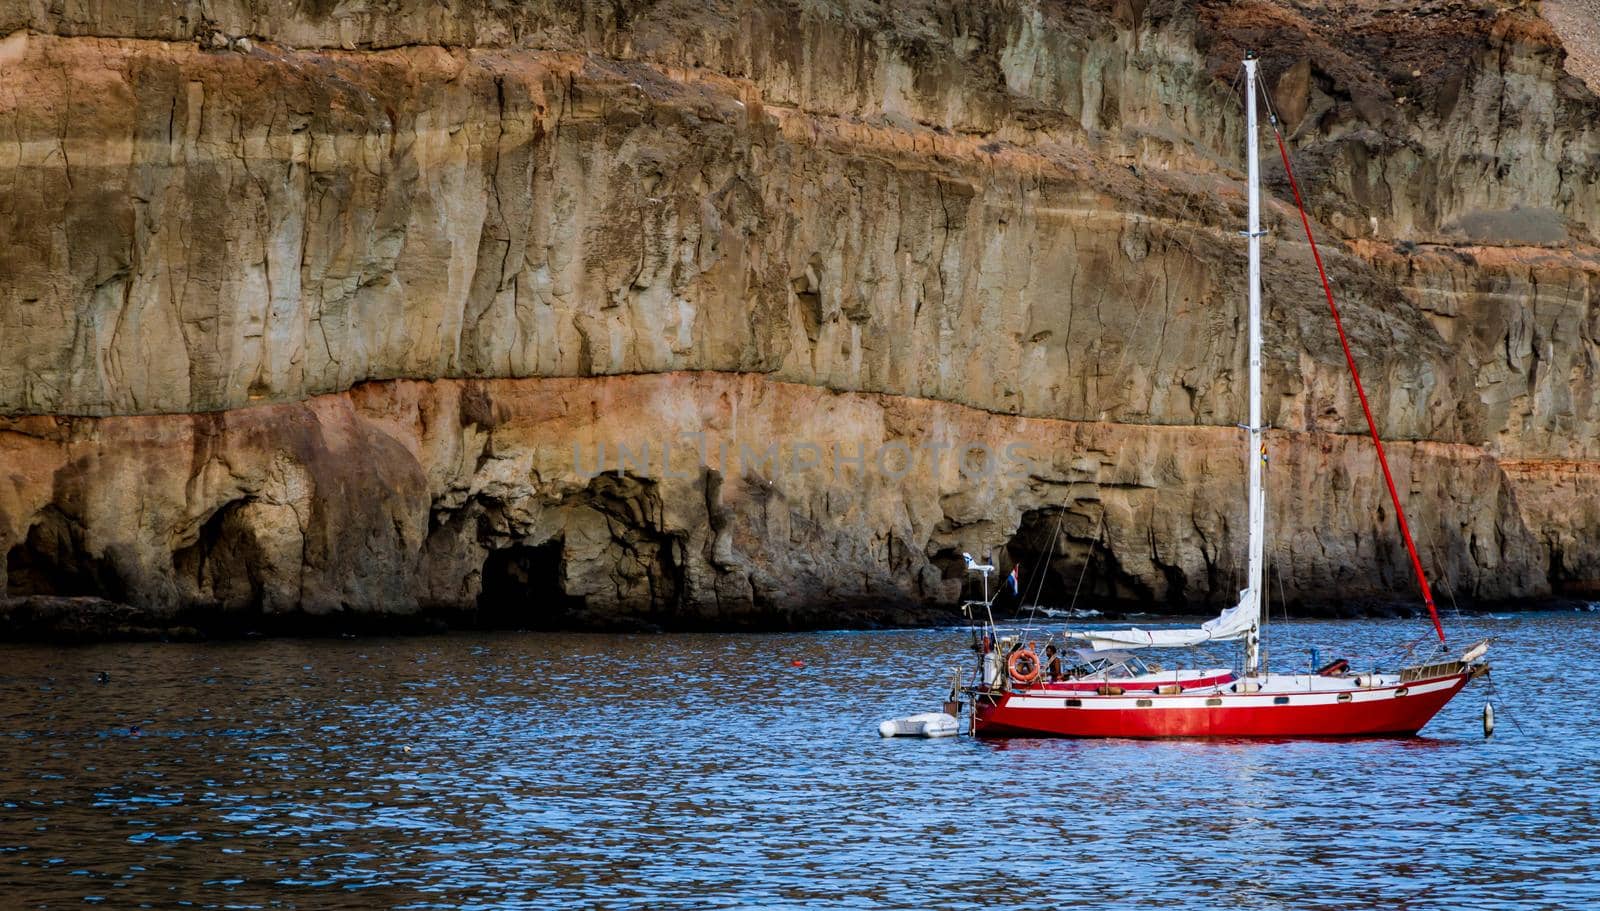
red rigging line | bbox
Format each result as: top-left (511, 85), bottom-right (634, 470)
top-left (1268, 124), bottom-right (1447, 645)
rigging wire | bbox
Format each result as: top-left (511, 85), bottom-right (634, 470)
top-left (1275, 549), bottom-right (1291, 624)
top-left (1003, 159), bottom-right (1183, 638)
top-left (1424, 541), bottom-right (1466, 621)
top-left (1481, 671), bottom-right (1527, 737)
top-left (1013, 62), bottom-right (1275, 648)
top-left (984, 61), bottom-right (1384, 661)
top-left (1018, 506), bottom-right (1069, 635)
top-left (1261, 74), bottom-right (1449, 645)
top-left (1066, 511), bottom-right (1107, 619)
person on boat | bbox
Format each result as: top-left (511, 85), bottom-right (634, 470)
top-left (1045, 644), bottom-right (1064, 682)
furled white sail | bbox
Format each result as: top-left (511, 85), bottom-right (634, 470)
top-left (1068, 589), bottom-right (1258, 651)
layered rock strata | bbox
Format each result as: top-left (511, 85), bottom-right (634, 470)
top-left (0, 374), bottom-right (1566, 630)
top-left (1, 1), bottom-right (1596, 632)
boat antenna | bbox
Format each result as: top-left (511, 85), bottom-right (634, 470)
top-left (1257, 66), bottom-right (1448, 645)
top-left (962, 553), bottom-right (998, 627)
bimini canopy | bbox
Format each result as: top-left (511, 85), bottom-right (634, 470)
top-left (1068, 589), bottom-right (1258, 651)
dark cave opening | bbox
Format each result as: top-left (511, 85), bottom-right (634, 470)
top-left (1001, 508), bottom-right (1087, 610)
top-left (170, 499), bottom-right (265, 611)
top-left (1001, 506), bottom-right (1172, 613)
top-left (477, 540), bottom-right (586, 629)
top-left (5, 508), bottom-right (125, 601)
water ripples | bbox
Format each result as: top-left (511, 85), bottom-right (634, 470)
top-left (1, 614), bottom-right (1598, 908)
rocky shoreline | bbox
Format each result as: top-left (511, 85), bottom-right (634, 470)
top-left (4, 593), bottom-right (1591, 644)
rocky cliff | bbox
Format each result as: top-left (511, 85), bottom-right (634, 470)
top-left (1, 0), bottom-right (1596, 633)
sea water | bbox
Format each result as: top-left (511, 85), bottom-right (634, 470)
top-left (1, 612), bottom-right (1596, 909)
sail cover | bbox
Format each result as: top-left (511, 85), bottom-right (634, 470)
top-left (1068, 589), bottom-right (1258, 651)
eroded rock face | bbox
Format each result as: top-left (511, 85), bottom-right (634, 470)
top-left (0, 0), bottom-right (1596, 629)
top-left (0, 375), bottom-right (1568, 631)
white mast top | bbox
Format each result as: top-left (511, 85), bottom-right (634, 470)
top-left (1243, 56), bottom-right (1266, 677)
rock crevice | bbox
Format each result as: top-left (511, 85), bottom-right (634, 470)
top-left (1, 0), bottom-right (1597, 629)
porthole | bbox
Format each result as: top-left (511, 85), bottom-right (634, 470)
top-left (1136, 698), bottom-right (1153, 708)
top-left (1206, 697), bottom-right (1223, 707)
top-left (1065, 699), bottom-right (1081, 707)
top-left (1395, 687), bottom-right (1409, 697)
top-left (1337, 692), bottom-right (1352, 703)
top-left (1273, 696), bottom-right (1290, 705)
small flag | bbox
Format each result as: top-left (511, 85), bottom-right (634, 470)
top-left (1009, 564), bottom-right (1021, 594)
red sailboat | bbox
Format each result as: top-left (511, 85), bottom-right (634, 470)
top-left (963, 55), bottom-right (1490, 739)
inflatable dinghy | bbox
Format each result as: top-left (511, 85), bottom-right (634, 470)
top-left (877, 712), bottom-right (959, 738)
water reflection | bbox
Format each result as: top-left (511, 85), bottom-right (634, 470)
top-left (0, 614), bottom-right (1596, 908)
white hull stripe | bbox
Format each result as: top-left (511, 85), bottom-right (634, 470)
top-left (1001, 676), bottom-right (1462, 712)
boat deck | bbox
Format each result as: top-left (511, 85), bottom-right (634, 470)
top-left (974, 669), bottom-right (1476, 738)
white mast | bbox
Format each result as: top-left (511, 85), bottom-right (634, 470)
top-left (1064, 58), bottom-right (1270, 661)
top-left (1243, 56), bottom-right (1266, 677)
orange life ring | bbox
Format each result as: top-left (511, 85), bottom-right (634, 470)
top-left (1008, 647), bottom-right (1042, 686)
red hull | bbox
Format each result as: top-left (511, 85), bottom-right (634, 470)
top-left (973, 673), bottom-right (1471, 739)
